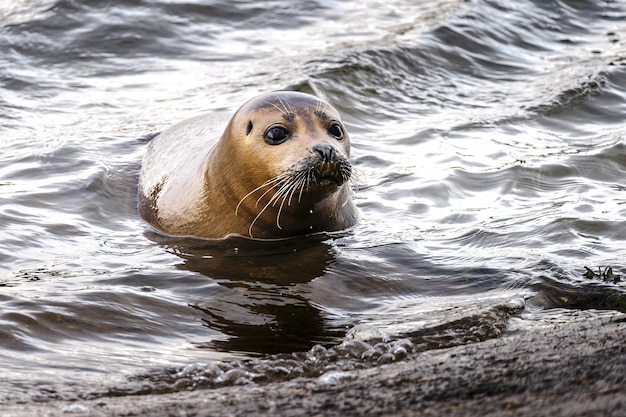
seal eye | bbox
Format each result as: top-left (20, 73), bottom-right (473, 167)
top-left (328, 122), bottom-right (344, 140)
top-left (264, 126), bottom-right (290, 145)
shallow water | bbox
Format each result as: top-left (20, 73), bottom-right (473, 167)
top-left (1, 0), bottom-right (625, 405)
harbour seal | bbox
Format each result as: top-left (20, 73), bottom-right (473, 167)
top-left (138, 91), bottom-right (358, 239)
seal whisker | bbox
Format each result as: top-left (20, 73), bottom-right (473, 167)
top-left (254, 174), bottom-right (291, 207)
top-left (268, 171), bottom-right (308, 229)
top-left (268, 175), bottom-right (296, 207)
top-left (268, 102), bottom-right (288, 116)
top-left (268, 95), bottom-right (294, 119)
top-left (348, 165), bottom-right (364, 191)
top-left (277, 95), bottom-right (294, 116)
top-left (285, 170), bottom-right (303, 204)
top-left (236, 179), bottom-right (280, 216)
top-left (248, 175), bottom-right (295, 236)
top-left (321, 100), bottom-right (329, 116)
top-left (288, 171), bottom-right (307, 206)
top-left (236, 174), bottom-right (288, 216)
top-left (247, 200), bottom-right (273, 237)
top-left (248, 183), bottom-right (291, 236)
top-left (278, 173), bottom-right (308, 228)
top-left (297, 168), bottom-right (313, 203)
top-left (275, 184), bottom-right (294, 230)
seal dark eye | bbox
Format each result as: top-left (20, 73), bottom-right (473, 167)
top-left (328, 122), bottom-right (344, 140)
top-left (264, 125), bottom-right (290, 145)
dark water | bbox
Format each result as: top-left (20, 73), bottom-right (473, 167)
top-left (1, 0), bottom-right (625, 406)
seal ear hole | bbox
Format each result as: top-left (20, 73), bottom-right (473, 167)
top-left (328, 122), bottom-right (345, 140)
top-left (246, 121), bottom-right (253, 135)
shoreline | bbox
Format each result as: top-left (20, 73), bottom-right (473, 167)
top-left (5, 309), bottom-right (625, 417)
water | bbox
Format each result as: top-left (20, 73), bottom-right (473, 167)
top-left (1, 0), bottom-right (625, 405)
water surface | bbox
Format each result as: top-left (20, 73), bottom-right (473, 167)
top-left (1, 0), bottom-right (625, 405)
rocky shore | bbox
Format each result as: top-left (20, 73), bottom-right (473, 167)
top-left (5, 309), bottom-right (624, 417)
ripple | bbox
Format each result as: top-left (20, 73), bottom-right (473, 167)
top-left (1, 0), bottom-right (626, 406)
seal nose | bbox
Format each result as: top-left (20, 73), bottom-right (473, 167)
top-left (312, 143), bottom-right (336, 163)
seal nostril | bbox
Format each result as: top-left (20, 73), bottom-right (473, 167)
top-left (313, 144), bottom-right (336, 163)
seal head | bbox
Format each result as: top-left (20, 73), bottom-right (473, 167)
top-left (138, 91), bottom-right (358, 239)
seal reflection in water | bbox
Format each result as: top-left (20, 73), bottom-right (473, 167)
top-left (138, 91), bottom-right (358, 239)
